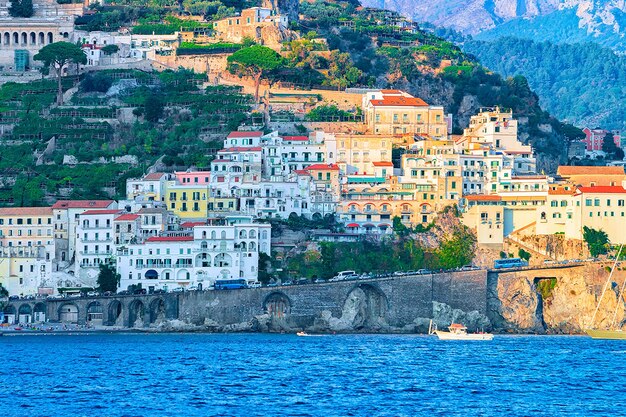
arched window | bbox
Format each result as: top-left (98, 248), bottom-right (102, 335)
top-left (249, 242), bottom-right (257, 251)
top-left (240, 242), bottom-right (247, 252)
top-left (38, 32), bottom-right (44, 45)
top-left (261, 230), bottom-right (268, 240)
top-left (202, 231), bottom-right (207, 239)
top-left (201, 241), bottom-right (208, 249)
top-left (249, 230), bottom-right (256, 238)
top-left (30, 32), bottom-right (35, 45)
top-left (13, 32), bottom-right (18, 45)
top-left (239, 230), bottom-right (247, 239)
top-left (220, 231), bottom-right (226, 239)
top-left (211, 231), bottom-right (216, 239)
top-left (47, 32), bottom-right (53, 44)
top-left (21, 32), bottom-right (27, 45)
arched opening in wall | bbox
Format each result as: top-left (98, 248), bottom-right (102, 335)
top-left (21, 32), bottom-right (27, 45)
top-left (533, 277), bottom-right (556, 331)
top-left (3, 305), bottom-right (16, 324)
top-left (107, 300), bottom-right (122, 326)
top-left (195, 253), bottom-right (211, 267)
top-left (312, 212), bottom-right (322, 221)
top-left (30, 32), bottom-right (35, 45)
top-left (288, 212), bottom-right (298, 221)
top-left (128, 300), bottom-right (145, 328)
top-left (264, 292), bottom-right (291, 319)
top-left (214, 253), bottom-right (232, 267)
top-left (12, 32), bottom-right (18, 45)
top-left (38, 32), bottom-right (44, 45)
top-left (341, 284), bottom-right (388, 330)
top-left (33, 302), bottom-right (46, 322)
top-left (63, 32), bottom-right (69, 38)
top-left (18, 304), bottom-right (32, 324)
top-left (149, 298), bottom-right (166, 324)
top-left (59, 303), bottom-right (79, 323)
top-left (87, 302), bottom-right (103, 326)
top-left (47, 32), bottom-right (53, 44)
top-left (255, 26), bottom-right (262, 40)
top-left (145, 269), bottom-right (159, 280)
top-left (249, 230), bottom-right (256, 239)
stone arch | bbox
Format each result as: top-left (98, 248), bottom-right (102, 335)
top-left (13, 32), bottom-right (18, 45)
top-left (3, 32), bottom-right (8, 45)
top-left (176, 269), bottom-right (190, 280)
top-left (149, 298), bottom-right (166, 324)
top-left (107, 300), bottom-right (123, 326)
top-left (33, 302), bottom-right (46, 322)
top-left (38, 32), bottom-right (44, 45)
top-left (128, 299), bottom-right (145, 328)
top-left (263, 292), bottom-right (291, 318)
top-left (21, 32), bottom-right (27, 45)
top-left (86, 301), bottom-right (103, 325)
top-left (30, 32), bottom-right (35, 45)
top-left (340, 284), bottom-right (388, 330)
top-left (18, 304), bottom-right (33, 323)
top-left (58, 303), bottom-right (79, 323)
top-left (312, 212), bottom-right (322, 220)
top-left (47, 32), bottom-right (53, 44)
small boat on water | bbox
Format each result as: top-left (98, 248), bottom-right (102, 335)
top-left (431, 321), bottom-right (494, 341)
top-left (296, 331), bottom-right (308, 337)
top-left (586, 244), bottom-right (626, 340)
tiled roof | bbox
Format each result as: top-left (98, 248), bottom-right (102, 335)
top-left (305, 163), bottom-right (340, 171)
top-left (293, 169), bottom-right (310, 175)
top-left (557, 166), bottom-right (625, 176)
top-left (181, 221), bottom-right (205, 228)
top-left (143, 173), bottom-right (165, 180)
top-left (218, 146), bottom-right (263, 152)
top-left (80, 210), bottom-right (122, 216)
top-left (146, 236), bottom-right (194, 242)
top-left (282, 136), bottom-right (309, 141)
top-left (380, 89), bottom-right (402, 94)
top-left (465, 195), bottom-right (502, 202)
top-left (548, 188), bottom-right (575, 196)
top-left (52, 200), bottom-right (115, 209)
top-left (370, 97), bottom-right (428, 107)
top-left (115, 214), bottom-right (140, 221)
top-left (227, 131), bottom-right (263, 138)
top-left (372, 161), bottom-right (393, 167)
top-left (0, 207), bottom-right (52, 216)
top-left (577, 186), bottom-right (626, 194)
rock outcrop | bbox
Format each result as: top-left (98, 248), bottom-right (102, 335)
top-left (490, 265), bottom-right (626, 334)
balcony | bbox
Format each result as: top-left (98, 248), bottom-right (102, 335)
top-left (80, 238), bottom-right (113, 243)
top-left (79, 251), bottom-right (113, 256)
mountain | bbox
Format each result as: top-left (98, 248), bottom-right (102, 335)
top-left (364, 0), bottom-right (626, 51)
top-left (464, 37), bottom-right (626, 131)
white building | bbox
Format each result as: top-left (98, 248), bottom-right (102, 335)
top-left (117, 216), bottom-right (271, 291)
top-left (75, 210), bottom-right (120, 284)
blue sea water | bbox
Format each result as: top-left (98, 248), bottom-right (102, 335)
top-left (1, 333), bottom-right (625, 417)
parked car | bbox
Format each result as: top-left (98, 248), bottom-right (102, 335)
top-left (172, 287), bottom-right (185, 293)
top-left (281, 281), bottom-right (293, 286)
top-left (417, 269), bottom-right (431, 275)
top-left (393, 271), bottom-right (406, 277)
top-left (8, 295), bottom-right (19, 301)
top-left (187, 286), bottom-right (199, 291)
top-left (87, 291), bottom-right (99, 297)
top-left (266, 282), bottom-right (279, 287)
top-left (103, 291), bottom-right (113, 296)
top-left (248, 282), bottom-right (262, 288)
top-left (314, 278), bottom-right (325, 284)
top-left (152, 289), bottom-right (167, 294)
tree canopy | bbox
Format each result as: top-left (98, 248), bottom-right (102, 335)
top-left (583, 226), bottom-right (609, 257)
top-left (227, 45), bottom-right (283, 102)
top-left (34, 42), bottom-right (87, 105)
top-left (9, 0), bottom-right (33, 17)
top-left (97, 263), bottom-right (121, 293)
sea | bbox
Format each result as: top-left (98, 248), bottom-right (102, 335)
top-left (1, 333), bottom-right (625, 416)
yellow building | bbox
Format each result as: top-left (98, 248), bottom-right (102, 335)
top-left (325, 133), bottom-right (393, 175)
top-left (362, 90), bottom-right (448, 138)
top-left (164, 182), bottom-right (238, 219)
top-left (0, 207), bottom-right (54, 296)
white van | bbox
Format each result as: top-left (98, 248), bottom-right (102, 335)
top-left (333, 270), bottom-right (356, 281)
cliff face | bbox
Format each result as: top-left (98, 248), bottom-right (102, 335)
top-left (366, 0), bottom-right (626, 36)
top-left (489, 264), bottom-right (626, 334)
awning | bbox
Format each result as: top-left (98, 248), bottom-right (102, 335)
top-left (378, 224), bottom-right (391, 228)
top-left (362, 224), bottom-right (375, 228)
top-left (346, 223), bottom-right (359, 228)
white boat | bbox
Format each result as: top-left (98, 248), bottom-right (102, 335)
top-left (433, 322), bottom-right (494, 341)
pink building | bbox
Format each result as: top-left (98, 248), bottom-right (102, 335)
top-left (174, 171), bottom-right (211, 185)
top-left (582, 127), bottom-right (621, 151)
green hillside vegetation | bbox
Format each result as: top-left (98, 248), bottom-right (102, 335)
top-left (0, 69), bottom-right (253, 206)
top-left (295, 0), bottom-right (578, 170)
top-left (464, 37), bottom-right (626, 131)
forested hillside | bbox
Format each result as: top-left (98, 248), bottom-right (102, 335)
top-left (464, 37), bottom-right (626, 131)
